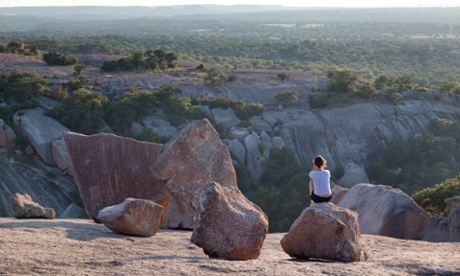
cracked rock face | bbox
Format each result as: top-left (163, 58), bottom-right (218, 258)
top-left (65, 119), bottom-right (237, 229)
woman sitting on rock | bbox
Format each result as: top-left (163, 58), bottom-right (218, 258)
top-left (309, 155), bottom-right (332, 203)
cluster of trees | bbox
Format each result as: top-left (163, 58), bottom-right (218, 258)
top-left (0, 40), bottom-right (37, 56)
top-left (201, 67), bottom-right (237, 86)
top-left (2, 8), bottom-right (460, 86)
top-left (413, 173), bottom-right (460, 216)
top-left (42, 51), bottom-right (79, 66)
top-left (45, 83), bottom-right (266, 139)
top-left (366, 118), bottom-right (460, 196)
top-left (101, 49), bottom-right (177, 72)
top-left (0, 72), bottom-right (48, 124)
top-left (252, 146), bottom-right (308, 232)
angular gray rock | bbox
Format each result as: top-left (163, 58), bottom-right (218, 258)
top-left (13, 108), bottom-right (69, 165)
top-left (97, 198), bottom-right (164, 237)
top-left (445, 196), bottom-right (460, 242)
top-left (227, 127), bottom-right (249, 141)
top-left (271, 136), bottom-right (285, 148)
top-left (152, 119), bottom-right (237, 229)
top-left (227, 139), bottom-right (246, 164)
top-left (59, 203), bottom-right (83, 219)
top-left (52, 138), bottom-right (72, 175)
top-left (336, 163), bottom-right (369, 188)
top-left (191, 182), bottom-right (268, 260)
top-left (333, 184), bottom-right (430, 240)
top-left (280, 202), bottom-right (368, 262)
top-left (142, 116), bottom-right (178, 138)
top-left (243, 132), bottom-right (264, 183)
top-left (10, 193), bottom-right (55, 219)
top-left (210, 107), bottom-right (241, 130)
top-left (0, 119), bottom-right (16, 147)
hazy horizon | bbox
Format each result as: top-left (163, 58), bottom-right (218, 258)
top-left (1, 0), bottom-right (459, 8)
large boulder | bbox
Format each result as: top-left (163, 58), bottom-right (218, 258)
top-left (445, 196), bottom-right (460, 242)
top-left (10, 193), bottom-right (55, 219)
top-left (243, 132), bottom-right (265, 183)
top-left (421, 196), bottom-right (460, 242)
top-left (227, 139), bottom-right (246, 164)
top-left (52, 138), bottom-right (72, 175)
top-left (13, 108), bottom-right (69, 165)
top-left (336, 163), bottom-right (369, 188)
top-left (280, 202), bottom-right (367, 262)
top-left (64, 132), bottom-right (167, 221)
top-left (191, 182), bottom-right (268, 260)
top-left (97, 198), bottom-right (164, 237)
top-left (152, 119), bottom-right (237, 229)
top-left (0, 119), bottom-right (16, 147)
top-left (59, 203), bottom-right (83, 219)
top-left (333, 184), bottom-right (430, 240)
top-left (210, 108), bottom-right (241, 130)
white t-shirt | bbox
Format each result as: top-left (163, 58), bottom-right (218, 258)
top-left (309, 169), bottom-right (331, 197)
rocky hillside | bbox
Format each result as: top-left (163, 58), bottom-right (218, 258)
top-left (1, 52), bottom-right (460, 218)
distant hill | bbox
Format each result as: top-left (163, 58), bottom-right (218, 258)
top-left (0, 5), bottom-right (290, 21)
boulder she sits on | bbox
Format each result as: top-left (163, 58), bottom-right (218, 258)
top-left (281, 202), bottom-right (368, 262)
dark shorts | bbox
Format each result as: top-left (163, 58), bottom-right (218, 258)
top-left (311, 191), bottom-right (332, 203)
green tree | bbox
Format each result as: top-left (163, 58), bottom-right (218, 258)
top-left (254, 146), bottom-right (307, 232)
top-left (46, 89), bottom-right (108, 135)
top-left (356, 84), bottom-right (378, 98)
top-left (326, 70), bottom-right (358, 93)
top-left (42, 51), bottom-right (79, 66)
top-left (165, 52), bottom-right (178, 68)
top-left (273, 90), bottom-right (298, 108)
top-left (138, 127), bottom-right (158, 143)
top-left (128, 50), bottom-right (145, 69)
top-left (392, 76), bottom-right (413, 91)
top-left (0, 72), bottom-right (48, 104)
top-left (374, 75), bottom-right (390, 89)
top-left (203, 68), bottom-right (228, 86)
top-left (277, 72), bottom-right (291, 82)
top-left (104, 90), bottom-right (158, 135)
top-left (73, 63), bottom-right (88, 76)
top-left (413, 173), bottom-right (460, 216)
top-left (308, 92), bottom-right (327, 108)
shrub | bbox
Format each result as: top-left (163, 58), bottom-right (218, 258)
top-left (43, 51), bottom-right (79, 66)
top-left (138, 128), bottom-right (158, 143)
top-left (235, 102), bottom-right (265, 120)
top-left (273, 90), bottom-right (298, 108)
top-left (308, 93), bottom-right (328, 108)
top-left (413, 174), bottom-right (460, 216)
top-left (385, 89), bottom-right (403, 104)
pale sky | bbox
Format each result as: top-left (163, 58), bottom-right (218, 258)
top-left (1, 0), bottom-right (459, 8)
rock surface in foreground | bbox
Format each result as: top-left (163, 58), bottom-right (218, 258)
top-left (333, 184), bottom-right (430, 240)
top-left (152, 119), bottom-right (237, 229)
top-left (191, 182), bottom-right (268, 260)
top-left (281, 202), bottom-right (368, 262)
top-left (97, 198), bottom-right (164, 237)
top-left (10, 193), bottom-right (55, 219)
top-left (64, 132), bottom-right (166, 221)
